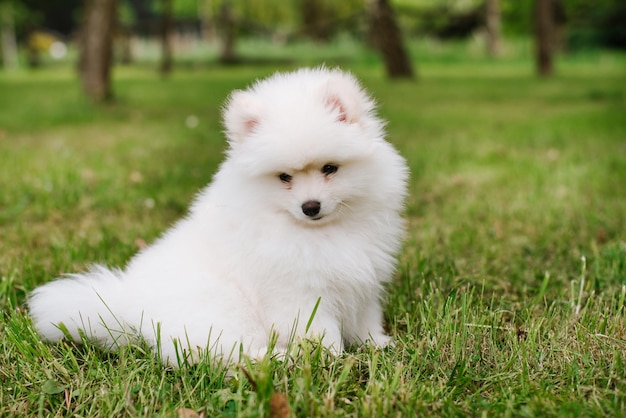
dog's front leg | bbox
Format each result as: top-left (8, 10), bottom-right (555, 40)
top-left (349, 298), bottom-right (392, 348)
top-left (300, 307), bottom-right (344, 353)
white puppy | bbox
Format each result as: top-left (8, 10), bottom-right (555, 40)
top-left (28, 67), bottom-right (409, 365)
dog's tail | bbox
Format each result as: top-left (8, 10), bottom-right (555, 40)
top-left (28, 265), bottom-right (135, 349)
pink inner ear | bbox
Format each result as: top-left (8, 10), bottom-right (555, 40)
top-left (326, 95), bottom-right (348, 123)
top-left (245, 118), bottom-right (259, 133)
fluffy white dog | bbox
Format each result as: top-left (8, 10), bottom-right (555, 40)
top-left (28, 67), bottom-right (409, 365)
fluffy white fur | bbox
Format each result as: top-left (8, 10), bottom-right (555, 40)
top-left (28, 67), bottom-right (409, 366)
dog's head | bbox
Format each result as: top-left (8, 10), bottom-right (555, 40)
top-left (220, 68), bottom-right (406, 226)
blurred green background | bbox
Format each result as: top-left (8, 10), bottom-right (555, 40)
top-left (1, 1), bottom-right (625, 416)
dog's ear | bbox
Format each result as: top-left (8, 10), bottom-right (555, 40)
top-left (223, 90), bottom-right (262, 144)
top-left (322, 72), bottom-right (372, 125)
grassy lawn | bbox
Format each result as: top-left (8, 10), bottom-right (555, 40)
top-left (1, 40), bottom-right (625, 416)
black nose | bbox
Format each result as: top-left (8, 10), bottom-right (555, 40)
top-left (301, 200), bottom-right (321, 217)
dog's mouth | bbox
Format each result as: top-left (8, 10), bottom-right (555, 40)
top-left (307, 211), bottom-right (340, 225)
top-left (292, 212), bottom-right (333, 226)
top-left (290, 200), bottom-right (343, 226)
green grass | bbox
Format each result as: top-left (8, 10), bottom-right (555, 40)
top-left (1, 39), bottom-right (625, 416)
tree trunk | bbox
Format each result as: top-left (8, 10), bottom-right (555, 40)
top-left (160, 0), bottom-right (173, 75)
top-left (79, 0), bottom-right (117, 102)
top-left (118, 26), bottom-right (133, 64)
top-left (485, 0), bottom-right (501, 58)
top-left (198, 0), bottom-right (216, 42)
top-left (534, 0), bottom-right (554, 77)
top-left (367, 0), bottom-right (414, 79)
top-left (1, 2), bottom-right (19, 69)
top-left (218, 1), bottom-right (237, 64)
top-left (301, 0), bottom-right (331, 42)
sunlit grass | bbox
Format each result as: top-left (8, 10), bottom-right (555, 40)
top-left (1, 40), bottom-right (625, 416)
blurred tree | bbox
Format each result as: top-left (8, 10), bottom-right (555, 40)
top-left (1, 0), bottom-right (19, 69)
top-left (534, 0), bottom-right (554, 76)
top-left (485, 0), bottom-right (501, 57)
top-left (160, 0), bottom-right (173, 74)
top-left (78, 0), bottom-right (117, 101)
top-left (367, 0), bottom-right (414, 79)
top-left (127, 0), bottom-right (153, 21)
top-left (198, 0), bottom-right (216, 41)
top-left (20, 0), bottom-right (80, 36)
top-left (564, 0), bottom-right (626, 50)
top-left (300, 0), bottom-right (331, 42)
top-left (398, 0), bottom-right (483, 40)
top-left (218, 0), bottom-right (236, 63)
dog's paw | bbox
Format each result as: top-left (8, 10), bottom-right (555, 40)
top-left (368, 333), bottom-right (393, 349)
top-left (254, 345), bottom-right (289, 361)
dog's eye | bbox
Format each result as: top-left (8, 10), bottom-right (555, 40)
top-left (278, 173), bottom-right (292, 183)
top-left (322, 164), bottom-right (338, 176)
